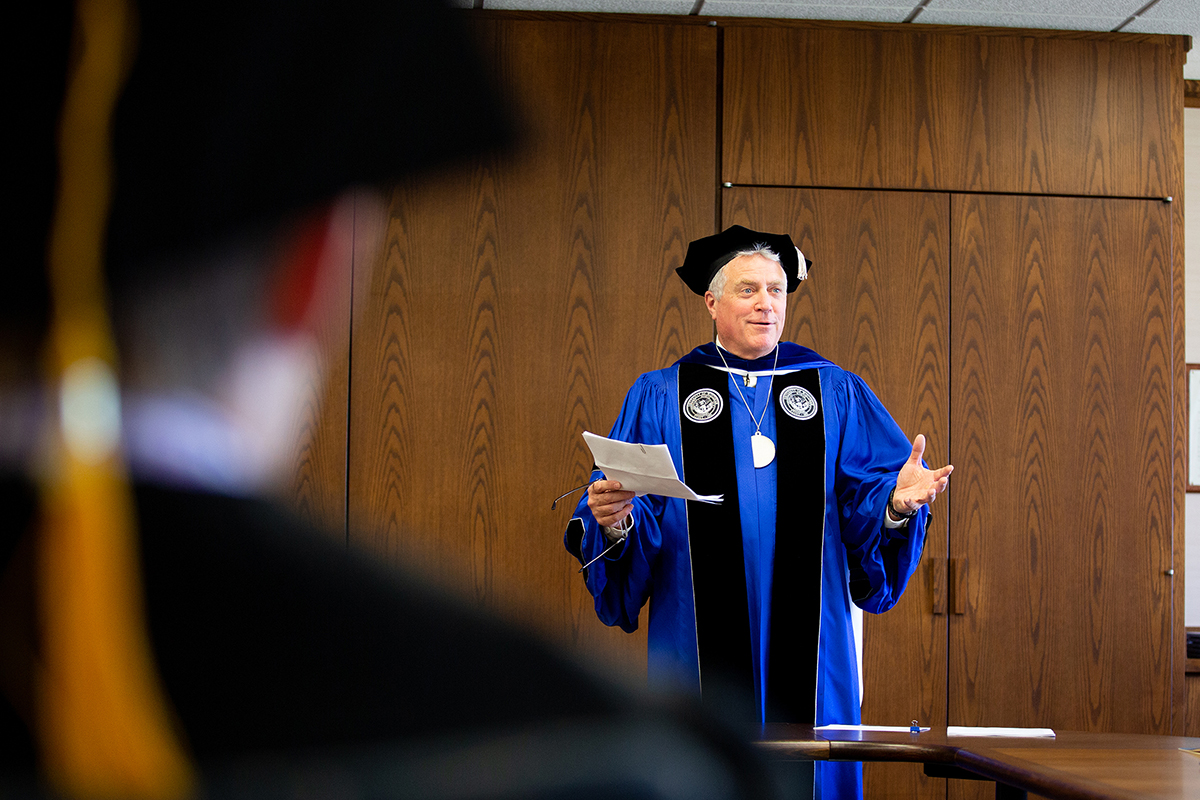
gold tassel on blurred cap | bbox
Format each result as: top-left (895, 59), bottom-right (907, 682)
top-left (38, 0), bottom-right (196, 796)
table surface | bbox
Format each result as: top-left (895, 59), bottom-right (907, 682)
top-left (758, 724), bottom-right (1200, 800)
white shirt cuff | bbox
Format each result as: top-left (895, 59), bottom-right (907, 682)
top-left (602, 515), bottom-right (633, 542)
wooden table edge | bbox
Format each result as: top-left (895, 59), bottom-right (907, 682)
top-left (953, 746), bottom-right (1152, 800)
top-left (754, 740), bottom-right (829, 760)
top-left (754, 727), bottom-right (1200, 799)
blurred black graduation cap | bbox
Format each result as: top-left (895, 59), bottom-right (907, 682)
top-left (6, 4), bottom-right (74, 357)
top-left (108, 0), bottom-right (512, 276)
top-left (8, 0), bottom-right (511, 345)
top-left (675, 225), bottom-right (811, 296)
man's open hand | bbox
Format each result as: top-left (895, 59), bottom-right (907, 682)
top-left (891, 434), bottom-right (953, 516)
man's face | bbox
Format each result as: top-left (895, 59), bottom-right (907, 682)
top-left (704, 253), bottom-right (787, 360)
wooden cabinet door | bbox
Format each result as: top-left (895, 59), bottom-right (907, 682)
top-left (724, 186), bottom-right (950, 800)
top-left (722, 25), bottom-right (1181, 198)
top-left (949, 195), bottom-right (1175, 800)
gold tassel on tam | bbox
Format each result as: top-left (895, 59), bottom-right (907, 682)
top-left (38, 0), bottom-right (196, 796)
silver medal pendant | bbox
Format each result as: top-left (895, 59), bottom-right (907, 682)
top-left (751, 432), bottom-right (776, 468)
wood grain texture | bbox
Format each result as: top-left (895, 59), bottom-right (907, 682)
top-left (763, 725), bottom-right (1200, 800)
top-left (722, 186), bottom-right (949, 800)
top-left (723, 25), bottom-right (1185, 197)
top-left (1188, 675), bottom-right (1200, 738)
top-left (346, 18), bottom-right (716, 677)
top-left (1169, 47), bottom-right (1187, 737)
top-left (949, 196), bottom-right (1174, 746)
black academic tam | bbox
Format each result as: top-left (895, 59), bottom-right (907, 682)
top-left (675, 225), bottom-right (811, 296)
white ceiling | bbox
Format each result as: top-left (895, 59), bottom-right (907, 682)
top-left (465, 0), bottom-right (1200, 78)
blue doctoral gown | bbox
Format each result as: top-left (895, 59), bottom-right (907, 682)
top-left (568, 341), bottom-right (929, 800)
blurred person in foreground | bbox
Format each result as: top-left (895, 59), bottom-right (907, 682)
top-left (566, 226), bottom-right (953, 800)
top-left (0, 2), bottom-right (781, 798)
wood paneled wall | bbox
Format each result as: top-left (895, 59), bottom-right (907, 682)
top-left (282, 13), bottom-right (1188, 765)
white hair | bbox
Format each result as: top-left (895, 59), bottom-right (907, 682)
top-left (706, 244), bottom-right (781, 297)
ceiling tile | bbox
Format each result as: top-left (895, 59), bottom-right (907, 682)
top-left (702, 1), bottom-right (911, 21)
top-left (1123, 14), bottom-right (1200, 32)
top-left (1137, 0), bottom-right (1200, 22)
top-left (915, 8), bottom-right (1127, 30)
top-left (927, 0), bottom-right (1140, 15)
top-left (708, 0), bottom-right (917, 8)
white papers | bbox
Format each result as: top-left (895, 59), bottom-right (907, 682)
top-left (814, 725), bottom-right (1055, 737)
top-left (816, 724), bottom-right (930, 733)
top-left (582, 431), bottom-right (722, 504)
top-left (947, 726), bottom-right (1056, 738)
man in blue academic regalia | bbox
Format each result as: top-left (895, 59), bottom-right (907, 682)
top-left (566, 225), bottom-right (953, 800)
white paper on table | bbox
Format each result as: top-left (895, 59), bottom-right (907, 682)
top-left (583, 431), bottom-right (722, 504)
top-left (816, 724), bottom-right (931, 733)
top-left (947, 726), bottom-right (1056, 738)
